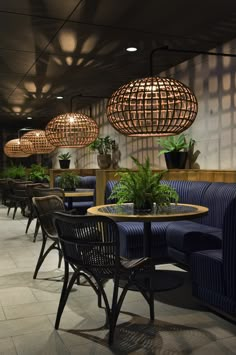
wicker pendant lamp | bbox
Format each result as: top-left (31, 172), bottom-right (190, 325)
top-left (20, 129), bottom-right (56, 154)
top-left (3, 139), bottom-right (31, 158)
top-left (45, 95), bottom-right (99, 148)
top-left (45, 113), bottom-right (99, 147)
top-left (106, 47), bottom-right (198, 137)
top-left (106, 77), bottom-right (198, 137)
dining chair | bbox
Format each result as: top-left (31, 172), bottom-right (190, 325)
top-left (7, 180), bottom-right (32, 219)
top-left (53, 213), bottom-right (154, 345)
top-left (31, 187), bottom-right (65, 242)
top-left (25, 183), bottom-right (49, 240)
top-left (32, 195), bottom-right (65, 279)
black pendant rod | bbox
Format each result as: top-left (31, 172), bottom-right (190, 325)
top-left (150, 46), bottom-right (236, 76)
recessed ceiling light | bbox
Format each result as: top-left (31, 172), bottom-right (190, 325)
top-left (27, 116), bottom-right (32, 120)
top-left (56, 96), bottom-right (63, 99)
top-left (126, 47), bottom-right (138, 52)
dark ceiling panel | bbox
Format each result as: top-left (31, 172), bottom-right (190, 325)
top-left (0, 0), bottom-right (235, 125)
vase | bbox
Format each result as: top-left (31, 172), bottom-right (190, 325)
top-left (164, 151), bottom-right (188, 169)
top-left (59, 160), bottom-right (70, 169)
top-left (97, 154), bottom-right (112, 169)
top-left (134, 200), bottom-right (153, 214)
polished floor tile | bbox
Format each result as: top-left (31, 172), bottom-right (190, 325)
top-left (0, 204), bottom-right (235, 354)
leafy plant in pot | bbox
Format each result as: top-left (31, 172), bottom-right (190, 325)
top-left (157, 134), bottom-right (195, 169)
top-left (89, 135), bottom-right (114, 169)
top-left (58, 172), bottom-right (80, 191)
top-left (2, 163), bottom-right (26, 180)
top-left (28, 164), bottom-right (49, 183)
top-left (58, 152), bottom-right (72, 169)
top-left (109, 156), bottom-right (178, 213)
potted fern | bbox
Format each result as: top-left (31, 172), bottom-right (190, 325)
top-left (58, 152), bottom-right (72, 169)
top-left (3, 163), bottom-right (26, 180)
top-left (28, 164), bottom-right (49, 183)
top-left (58, 171), bottom-right (80, 191)
top-left (157, 134), bottom-right (195, 169)
top-left (109, 156), bottom-right (178, 213)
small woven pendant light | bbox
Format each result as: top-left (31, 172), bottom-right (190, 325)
top-left (20, 129), bottom-right (55, 154)
top-left (3, 139), bottom-right (31, 158)
top-left (45, 113), bottom-right (99, 147)
top-left (106, 77), bottom-right (198, 137)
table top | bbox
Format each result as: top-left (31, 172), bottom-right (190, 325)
top-left (64, 189), bottom-right (94, 197)
top-left (87, 203), bottom-right (208, 222)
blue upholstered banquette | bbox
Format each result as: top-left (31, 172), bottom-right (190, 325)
top-left (105, 180), bottom-right (236, 263)
top-left (105, 179), bottom-right (236, 317)
top-left (55, 175), bottom-right (96, 214)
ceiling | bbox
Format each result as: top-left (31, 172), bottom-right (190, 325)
top-left (1, 0), bottom-right (236, 128)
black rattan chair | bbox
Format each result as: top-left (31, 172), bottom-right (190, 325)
top-left (25, 183), bottom-right (49, 241)
top-left (32, 195), bottom-right (65, 279)
top-left (30, 187), bottom-right (65, 242)
top-left (53, 213), bottom-right (154, 345)
top-left (7, 180), bottom-right (32, 219)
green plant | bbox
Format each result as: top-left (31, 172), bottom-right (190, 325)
top-left (89, 136), bottom-right (114, 155)
top-left (58, 172), bottom-right (80, 190)
top-left (58, 152), bottom-right (72, 160)
top-left (109, 156), bottom-right (178, 211)
top-left (157, 134), bottom-right (195, 155)
top-left (28, 164), bottom-right (49, 182)
top-left (2, 163), bottom-right (26, 179)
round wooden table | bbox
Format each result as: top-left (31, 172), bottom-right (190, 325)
top-left (64, 189), bottom-right (94, 209)
top-left (88, 203), bottom-right (208, 291)
top-left (88, 203), bottom-right (208, 256)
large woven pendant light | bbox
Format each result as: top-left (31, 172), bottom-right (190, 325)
top-left (45, 113), bottom-right (99, 148)
top-left (4, 139), bottom-right (31, 158)
top-left (106, 76), bottom-right (198, 137)
top-left (20, 129), bottom-right (55, 154)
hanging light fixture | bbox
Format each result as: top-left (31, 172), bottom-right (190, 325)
top-left (45, 95), bottom-right (99, 148)
top-left (3, 139), bottom-right (31, 158)
top-left (106, 47), bottom-right (198, 137)
top-left (20, 129), bottom-right (56, 154)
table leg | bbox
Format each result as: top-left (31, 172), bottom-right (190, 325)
top-left (140, 221), bottom-right (184, 292)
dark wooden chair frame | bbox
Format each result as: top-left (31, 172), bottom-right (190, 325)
top-left (53, 213), bottom-right (154, 345)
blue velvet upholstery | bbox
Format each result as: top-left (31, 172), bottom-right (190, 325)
top-left (166, 221), bottom-right (222, 264)
top-left (191, 197), bottom-right (236, 316)
top-left (105, 180), bottom-right (236, 267)
top-left (117, 221), bottom-right (171, 259)
top-left (164, 181), bottom-right (236, 265)
top-left (105, 179), bottom-right (236, 317)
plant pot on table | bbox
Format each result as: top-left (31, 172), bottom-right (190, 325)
top-left (164, 151), bottom-right (188, 169)
top-left (59, 160), bottom-right (70, 169)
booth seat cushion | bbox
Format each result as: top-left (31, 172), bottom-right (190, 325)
top-left (117, 221), bottom-right (171, 259)
top-left (166, 220), bottom-right (222, 254)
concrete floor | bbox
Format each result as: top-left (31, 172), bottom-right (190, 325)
top-left (0, 204), bottom-right (235, 354)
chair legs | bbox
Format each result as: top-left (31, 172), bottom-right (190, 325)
top-left (54, 267), bottom-right (155, 345)
top-left (55, 261), bottom-right (77, 329)
top-left (12, 205), bottom-right (18, 219)
top-left (33, 220), bottom-right (40, 243)
top-left (33, 236), bottom-right (60, 279)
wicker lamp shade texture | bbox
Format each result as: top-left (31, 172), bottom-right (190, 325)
top-left (45, 113), bottom-right (99, 148)
top-left (4, 139), bottom-right (31, 158)
top-left (20, 130), bottom-right (56, 154)
top-left (106, 77), bottom-right (198, 136)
